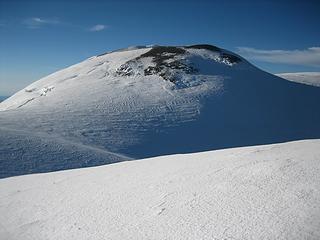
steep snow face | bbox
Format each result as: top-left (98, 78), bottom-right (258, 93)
top-left (276, 72), bottom-right (320, 87)
top-left (1, 45), bottom-right (320, 177)
top-left (1, 140), bottom-right (320, 240)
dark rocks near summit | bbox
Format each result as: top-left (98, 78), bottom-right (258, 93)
top-left (115, 44), bottom-right (241, 83)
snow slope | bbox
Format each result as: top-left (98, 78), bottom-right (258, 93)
top-left (0, 127), bottom-right (131, 178)
top-left (1, 140), bottom-right (319, 240)
top-left (276, 72), bottom-right (320, 87)
top-left (1, 45), bottom-right (320, 178)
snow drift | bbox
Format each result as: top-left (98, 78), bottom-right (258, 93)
top-left (1, 140), bottom-right (319, 240)
top-left (1, 44), bottom-right (320, 177)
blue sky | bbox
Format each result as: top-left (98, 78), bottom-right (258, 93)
top-left (0, 0), bottom-right (319, 96)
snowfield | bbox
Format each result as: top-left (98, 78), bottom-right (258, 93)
top-left (1, 45), bottom-right (320, 178)
top-left (1, 45), bottom-right (320, 239)
top-left (1, 140), bottom-right (320, 240)
top-left (276, 72), bottom-right (320, 87)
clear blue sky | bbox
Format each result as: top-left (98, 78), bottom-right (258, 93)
top-left (1, 0), bottom-right (319, 96)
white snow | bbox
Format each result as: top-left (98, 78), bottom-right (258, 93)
top-left (1, 139), bottom-right (320, 240)
top-left (186, 48), bottom-right (238, 66)
top-left (276, 72), bottom-right (320, 87)
top-left (1, 45), bottom-right (320, 178)
top-left (0, 45), bottom-right (320, 239)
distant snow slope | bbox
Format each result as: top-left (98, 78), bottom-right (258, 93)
top-left (1, 140), bottom-right (319, 240)
top-left (0, 127), bottom-right (131, 178)
top-left (276, 72), bottom-right (320, 87)
top-left (1, 45), bottom-right (320, 178)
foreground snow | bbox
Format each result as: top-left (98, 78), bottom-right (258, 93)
top-left (276, 72), bottom-right (320, 87)
top-left (1, 139), bottom-right (320, 240)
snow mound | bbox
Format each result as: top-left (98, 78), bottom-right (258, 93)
top-left (1, 44), bottom-right (320, 177)
top-left (1, 140), bottom-right (319, 240)
top-left (0, 45), bottom-right (243, 111)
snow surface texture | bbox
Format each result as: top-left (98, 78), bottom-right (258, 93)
top-left (1, 140), bottom-right (320, 240)
top-left (276, 72), bottom-right (320, 87)
top-left (1, 45), bottom-right (320, 178)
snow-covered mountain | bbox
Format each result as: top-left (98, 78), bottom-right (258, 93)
top-left (1, 140), bottom-right (319, 240)
top-left (1, 44), bottom-right (320, 178)
top-left (276, 72), bottom-right (320, 87)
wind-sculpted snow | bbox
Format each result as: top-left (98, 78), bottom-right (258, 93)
top-left (1, 140), bottom-right (319, 239)
top-left (1, 45), bottom-right (320, 178)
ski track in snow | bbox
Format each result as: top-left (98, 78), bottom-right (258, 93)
top-left (0, 140), bottom-right (320, 240)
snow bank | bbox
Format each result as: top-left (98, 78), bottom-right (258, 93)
top-left (1, 140), bottom-right (319, 240)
